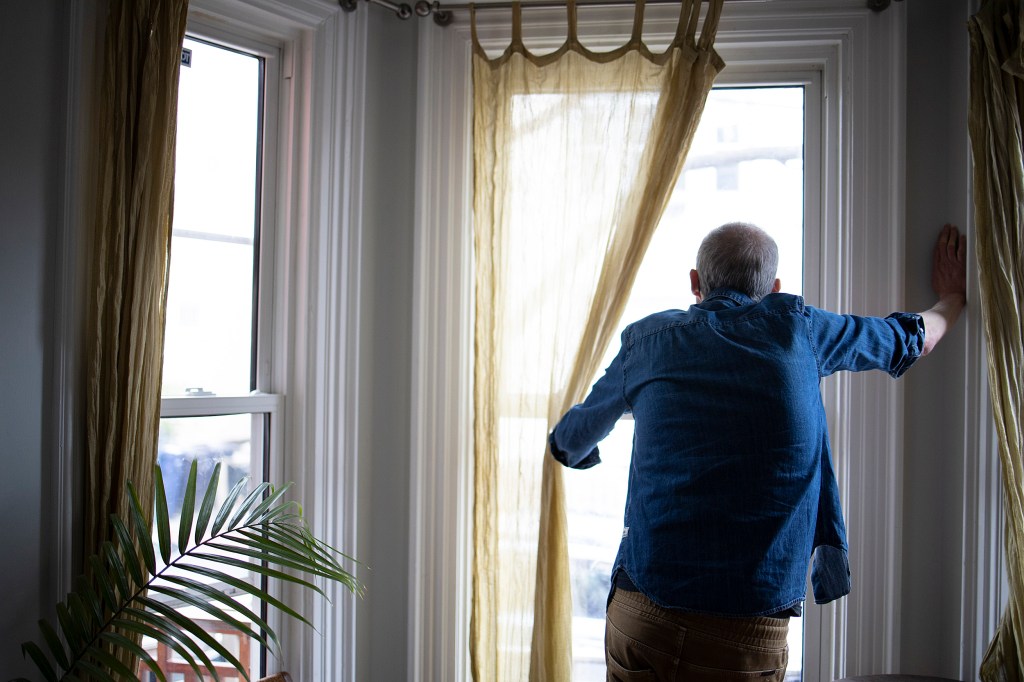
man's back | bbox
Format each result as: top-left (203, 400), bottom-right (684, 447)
top-left (621, 290), bottom-right (826, 615)
top-left (553, 287), bottom-right (925, 614)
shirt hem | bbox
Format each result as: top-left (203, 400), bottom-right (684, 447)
top-left (613, 568), bottom-right (804, 619)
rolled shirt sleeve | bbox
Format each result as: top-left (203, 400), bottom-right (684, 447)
top-left (806, 307), bottom-right (925, 378)
top-left (549, 333), bottom-right (631, 469)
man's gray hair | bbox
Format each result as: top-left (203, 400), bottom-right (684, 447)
top-left (695, 222), bottom-right (779, 301)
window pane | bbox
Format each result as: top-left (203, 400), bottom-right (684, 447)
top-left (144, 413), bottom-right (263, 679)
top-left (157, 413), bottom-right (255, 511)
top-left (162, 37), bottom-right (262, 397)
top-left (565, 86), bottom-right (806, 681)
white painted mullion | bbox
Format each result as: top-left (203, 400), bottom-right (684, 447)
top-left (160, 394), bottom-right (283, 417)
top-left (279, 23), bottom-right (317, 680)
top-left (410, 17), bottom-right (476, 682)
top-left (825, 4), bottom-right (907, 676)
top-left (297, 7), bottom-right (366, 682)
top-left (333, 7), bottom-right (366, 681)
top-left (798, 37), bottom-right (844, 682)
top-left (881, 5), bottom-right (908, 670)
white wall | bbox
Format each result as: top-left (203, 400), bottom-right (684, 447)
top-left (357, 8), bottom-right (419, 681)
top-left (0, 2), bottom-right (66, 678)
top-left (901, 0), bottom-right (977, 675)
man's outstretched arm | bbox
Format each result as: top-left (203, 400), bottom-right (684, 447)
top-left (919, 223), bottom-right (968, 356)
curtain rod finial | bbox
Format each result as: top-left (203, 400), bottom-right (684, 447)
top-left (339, 0), bottom-right (359, 11)
top-left (417, 0), bottom-right (454, 24)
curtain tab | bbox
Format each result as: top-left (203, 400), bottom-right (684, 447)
top-left (698, 0), bottom-right (724, 50)
top-left (511, 1), bottom-right (523, 46)
top-left (567, 0), bottom-right (579, 45)
top-left (630, 0), bottom-right (645, 46)
top-left (470, 3), bottom-right (479, 48)
top-left (675, 0), bottom-right (697, 46)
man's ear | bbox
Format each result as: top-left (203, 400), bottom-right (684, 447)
top-left (690, 269), bottom-right (702, 302)
top-left (772, 278), bottom-right (782, 293)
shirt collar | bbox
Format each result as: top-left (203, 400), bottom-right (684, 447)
top-left (702, 288), bottom-right (756, 307)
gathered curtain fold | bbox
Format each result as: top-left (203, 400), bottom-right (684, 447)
top-left (470, 1), bottom-right (724, 679)
top-left (83, 0), bottom-right (189, 672)
top-left (968, 0), bottom-right (1024, 679)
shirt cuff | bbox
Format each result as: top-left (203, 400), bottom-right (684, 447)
top-left (548, 431), bottom-right (602, 469)
top-left (811, 544), bottom-right (851, 604)
top-left (885, 312), bottom-right (925, 378)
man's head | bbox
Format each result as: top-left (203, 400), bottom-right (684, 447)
top-left (689, 222), bottom-right (781, 302)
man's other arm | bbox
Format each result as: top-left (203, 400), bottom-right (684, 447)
top-left (549, 339), bottom-right (630, 469)
top-left (919, 224), bottom-right (968, 356)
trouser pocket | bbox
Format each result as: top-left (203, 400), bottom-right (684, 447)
top-left (677, 661), bottom-right (787, 681)
top-left (605, 593), bottom-right (681, 680)
top-left (678, 629), bottom-right (788, 682)
top-left (605, 650), bottom-right (658, 682)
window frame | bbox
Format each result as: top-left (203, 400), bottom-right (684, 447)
top-left (158, 26), bottom-right (284, 678)
top-left (160, 26), bottom-right (284, 447)
top-left (159, 27), bottom-right (283, 451)
top-left (411, 2), bottom-right (912, 680)
top-left (162, 2), bottom-right (369, 680)
top-left (172, 22), bottom-right (281, 412)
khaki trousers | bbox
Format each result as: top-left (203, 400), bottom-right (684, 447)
top-left (605, 588), bottom-right (790, 681)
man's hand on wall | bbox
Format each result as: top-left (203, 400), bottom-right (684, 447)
top-left (932, 223), bottom-right (967, 302)
top-left (921, 223), bottom-right (967, 356)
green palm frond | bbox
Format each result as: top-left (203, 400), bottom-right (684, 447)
top-left (13, 461), bottom-right (360, 682)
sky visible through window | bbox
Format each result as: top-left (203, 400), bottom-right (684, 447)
top-left (163, 38), bottom-right (261, 399)
top-left (564, 86), bottom-right (806, 681)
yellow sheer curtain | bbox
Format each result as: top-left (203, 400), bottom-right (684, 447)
top-left (969, 0), bottom-right (1024, 679)
top-left (470, 1), bottom-right (724, 679)
top-left (84, 0), bottom-right (188, 588)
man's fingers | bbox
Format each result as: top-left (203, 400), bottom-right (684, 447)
top-left (931, 224), bottom-right (967, 298)
top-left (945, 225), bottom-right (958, 258)
top-left (938, 224), bottom-right (964, 265)
top-left (935, 226), bottom-right (950, 269)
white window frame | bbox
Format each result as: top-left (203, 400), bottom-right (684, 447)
top-left (411, 1), bottom-right (922, 680)
top-left (159, 23), bottom-right (287, 582)
top-left (162, 2), bottom-right (368, 680)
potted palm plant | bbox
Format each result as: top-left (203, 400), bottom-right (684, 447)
top-left (9, 460), bottom-right (359, 682)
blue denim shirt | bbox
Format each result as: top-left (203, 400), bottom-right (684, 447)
top-left (550, 289), bottom-right (924, 617)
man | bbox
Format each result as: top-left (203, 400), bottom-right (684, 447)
top-left (549, 222), bottom-right (967, 681)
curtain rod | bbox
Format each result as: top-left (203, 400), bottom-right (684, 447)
top-left (339, 0), bottom-right (901, 27)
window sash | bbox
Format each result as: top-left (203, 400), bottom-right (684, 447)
top-left (156, 24), bottom-right (283, 680)
top-left (152, 400), bottom-right (280, 679)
